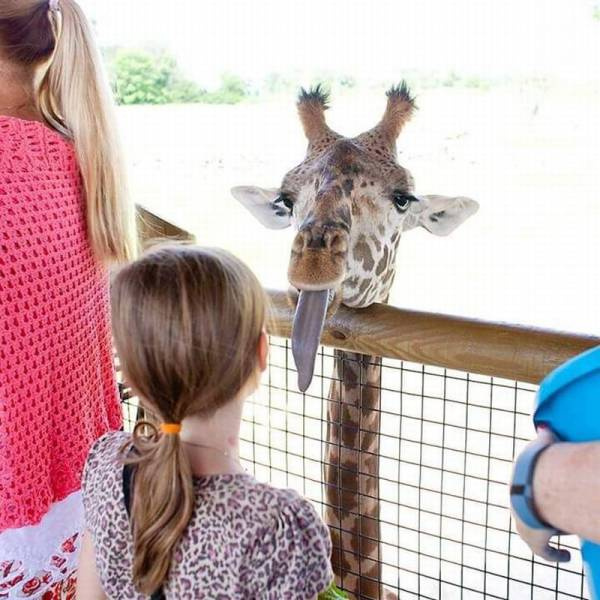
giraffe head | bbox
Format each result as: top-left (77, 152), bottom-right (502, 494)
top-left (233, 82), bottom-right (478, 310)
top-left (232, 82), bottom-right (478, 389)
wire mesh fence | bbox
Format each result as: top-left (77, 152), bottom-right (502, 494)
top-left (119, 337), bottom-right (589, 600)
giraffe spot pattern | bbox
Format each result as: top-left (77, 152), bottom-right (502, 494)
top-left (352, 234), bottom-right (374, 271)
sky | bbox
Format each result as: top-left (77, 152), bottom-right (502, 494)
top-left (80, 0), bottom-right (600, 88)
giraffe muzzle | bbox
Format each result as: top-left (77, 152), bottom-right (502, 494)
top-left (291, 289), bottom-right (334, 392)
top-left (288, 226), bottom-right (349, 291)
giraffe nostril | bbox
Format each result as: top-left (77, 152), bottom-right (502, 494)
top-left (329, 233), bottom-right (347, 254)
top-left (306, 234), bottom-right (327, 249)
top-left (295, 226), bottom-right (349, 253)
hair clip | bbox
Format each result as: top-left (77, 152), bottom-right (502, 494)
top-left (160, 423), bottom-right (182, 435)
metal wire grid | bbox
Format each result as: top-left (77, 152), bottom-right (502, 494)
top-left (119, 338), bottom-right (589, 600)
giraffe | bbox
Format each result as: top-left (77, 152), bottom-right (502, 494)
top-left (232, 82), bottom-right (478, 599)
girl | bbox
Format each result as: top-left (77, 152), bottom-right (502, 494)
top-left (0, 0), bottom-right (132, 597)
top-left (77, 246), bottom-right (334, 599)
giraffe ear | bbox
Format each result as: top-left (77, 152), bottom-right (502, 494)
top-left (406, 195), bottom-right (479, 236)
top-left (231, 186), bottom-right (292, 230)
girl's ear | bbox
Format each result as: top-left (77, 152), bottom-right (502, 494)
top-left (258, 330), bottom-right (269, 372)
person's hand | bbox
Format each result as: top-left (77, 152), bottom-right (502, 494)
top-left (512, 511), bottom-right (571, 562)
top-left (510, 426), bottom-right (571, 563)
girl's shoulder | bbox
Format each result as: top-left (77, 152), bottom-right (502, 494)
top-left (246, 479), bottom-right (321, 522)
top-left (82, 430), bottom-right (130, 496)
top-left (215, 475), bottom-right (321, 529)
top-left (237, 482), bottom-right (334, 598)
top-left (248, 481), bottom-right (331, 549)
top-left (86, 430), bottom-right (130, 465)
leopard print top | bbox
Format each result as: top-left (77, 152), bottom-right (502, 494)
top-left (82, 431), bottom-right (333, 599)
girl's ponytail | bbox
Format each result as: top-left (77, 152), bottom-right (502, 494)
top-left (125, 421), bottom-right (195, 594)
top-left (111, 246), bottom-right (269, 594)
top-left (40, 0), bottom-right (134, 263)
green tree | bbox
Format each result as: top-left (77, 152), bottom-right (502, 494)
top-left (203, 74), bottom-right (250, 104)
top-left (111, 49), bottom-right (205, 105)
top-left (170, 79), bottom-right (207, 103)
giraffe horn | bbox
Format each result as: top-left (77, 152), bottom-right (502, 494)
top-left (297, 84), bottom-right (333, 143)
top-left (375, 81), bottom-right (417, 143)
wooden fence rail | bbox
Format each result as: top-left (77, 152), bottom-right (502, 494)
top-left (266, 289), bottom-right (599, 384)
top-left (135, 205), bottom-right (599, 385)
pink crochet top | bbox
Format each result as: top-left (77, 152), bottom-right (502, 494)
top-left (0, 116), bottom-right (122, 531)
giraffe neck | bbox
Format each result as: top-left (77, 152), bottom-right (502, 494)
top-left (324, 349), bottom-right (389, 599)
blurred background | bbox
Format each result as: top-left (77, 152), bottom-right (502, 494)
top-left (80, 0), bottom-right (600, 334)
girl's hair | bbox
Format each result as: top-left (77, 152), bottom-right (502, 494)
top-left (0, 0), bottom-right (133, 263)
top-left (111, 245), bottom-right (268, 594)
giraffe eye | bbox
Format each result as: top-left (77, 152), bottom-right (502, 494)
top-left (275, 193), bottom-right (294, 214)
top-left (392, 191), bottom-right (415, 212)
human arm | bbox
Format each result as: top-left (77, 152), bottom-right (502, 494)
top-left (76, 529), bottom-right (106, 600)
top-left (532, 439), bottom-right (600, 543)
top-left (510, 427), bottom-right (600, 561)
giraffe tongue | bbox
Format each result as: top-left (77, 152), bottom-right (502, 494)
top-left (291, 290), bottom-right (330, 392)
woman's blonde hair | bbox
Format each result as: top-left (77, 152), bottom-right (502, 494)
top-left (111, 245), bottom-right (268, 594)
top-left (0, 0), bottom-right (133, 262)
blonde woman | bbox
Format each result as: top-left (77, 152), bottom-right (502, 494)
top-left (77, 246), bottom-right (333, 599)
top-left (0, 0), bottom-right (132, 597)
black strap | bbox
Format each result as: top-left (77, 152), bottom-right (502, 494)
top-left (122, 463), bottom-right (166, 600)
top-left (122, 463), bottom-right (135, 518)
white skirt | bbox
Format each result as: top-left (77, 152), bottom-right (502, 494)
top-left (0, 491), bottom-right (83, 599)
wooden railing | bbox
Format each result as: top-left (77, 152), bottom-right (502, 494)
top-left (136, 204), bottom-right (196, 248)
top-left (135, 206), bottom-right (599, 384)
top-left (267, 289), bottom-right (599, 384)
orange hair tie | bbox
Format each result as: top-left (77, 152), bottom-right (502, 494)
top-left (160, 423), bottom-right (182, 435)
